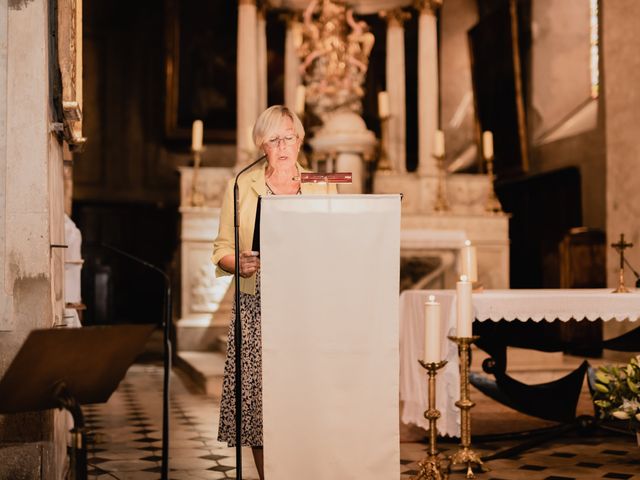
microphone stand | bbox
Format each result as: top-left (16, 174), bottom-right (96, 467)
top-left (100, 243), bottom-right (172, 480)
top-left (233, 154), bottom-right (267, 479)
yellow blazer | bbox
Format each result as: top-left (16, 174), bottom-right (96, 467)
top-left (212, 161), bottom-right (337, 295)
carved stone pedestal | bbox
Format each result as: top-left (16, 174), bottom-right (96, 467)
top-left (309, 110), bottom-right (376, 194)
top-left (177, 167), bottom-right (233, 351)
top-left (375, 172), bottom-right (510, 289)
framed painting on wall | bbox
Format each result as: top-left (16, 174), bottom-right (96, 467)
top-left (164, 0), bottom-right (238, 143)
top-left (469, 0), bottom-right (530, 178)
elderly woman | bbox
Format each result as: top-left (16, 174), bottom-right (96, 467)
top-left (212, 105), bottom-right (335, 479)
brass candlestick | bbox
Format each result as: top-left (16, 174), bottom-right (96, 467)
top-left (484, 155), bottom-right (502, 214)
top-left (377, 117), bottom-right (392, 172)
top-left (190, 149), bottom-right (205, 207)
top-left (412, 360), bottom-right (448, 480)
top-left (434, 154), bottom-right (450, 212)
top-left (447, 336), bottom-right (485, 479)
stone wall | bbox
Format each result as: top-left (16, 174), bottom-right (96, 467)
top-left (601, 0), bottom-right (640, 345)
top-left (0, 0), bottom-right (65, 477)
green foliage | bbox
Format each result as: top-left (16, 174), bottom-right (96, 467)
top-left (593, 355), bottom-right (640, 430)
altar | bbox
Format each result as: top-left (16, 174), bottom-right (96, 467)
top-left (400, 289), bottom-right (640, 437)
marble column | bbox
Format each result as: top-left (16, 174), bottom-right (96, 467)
top-left (385, 9), bottom-right (409, 174)
top-left (284, 14), bottom-right (302, 112)
top-left (237, 0), bottom-right (259, 166)
top-left (257, 3), bottom-right (268, 114)
top-left (416, 0), bottom-right (442, 176)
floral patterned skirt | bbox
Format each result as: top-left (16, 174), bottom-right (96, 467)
top-left (217, 272), bottom-right (263, 447)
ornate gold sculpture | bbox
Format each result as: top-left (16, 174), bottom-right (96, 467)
top-left (411, 360), bottom-right (448, 480)
top-left (299, 0), bottom-right (374, 121)
top-left (448, 336), bottom-right (486, 479)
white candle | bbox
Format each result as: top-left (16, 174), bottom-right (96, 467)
top-left (424, 295), bottom-right (442, 363)
top-left (295, 85), bottom-right (306, 115)
top-left (482, 130), bottom-right (493, 159)
top-left (191, 119), bottom-right (203, 151)
top-left (433, 130), bottom-right (445, 157)
top-left (456, 275), bottom-right (473, 338)
top-left (378, 91), bottom-right (390, 119)
top-left (460, 240), bottom-right (478, 283)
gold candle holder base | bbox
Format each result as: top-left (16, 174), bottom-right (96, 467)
top-left (434, 154), bottom-right (450, 212)
top-left (377, 117), bottom-right (393, 172)
top-left (484, 155), bottom-right (503, 214)
top-left (612, 268), bottom-right (631, 293)
top-left (411, 360), bottom-right (448, 480)
top-left (447, 336), bottom-right (487, 479)
top-left (190, 149), bottom-right (205, 207)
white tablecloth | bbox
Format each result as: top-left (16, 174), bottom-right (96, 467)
top-left (473, 289), bottom-right (640, 322)
top-left (400, 288), bottom-right (640, 437)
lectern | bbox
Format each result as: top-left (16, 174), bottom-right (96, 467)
top-left (260, 194), bottom-right (401, 479)
top-left (0, 324), bottom-right (155, 480)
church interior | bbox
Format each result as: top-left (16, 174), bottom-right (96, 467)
top-left (1, 0), bottom-right (640, 478)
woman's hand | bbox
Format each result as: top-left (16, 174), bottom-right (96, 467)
top-left (239, 251), bottom-right (260, 278)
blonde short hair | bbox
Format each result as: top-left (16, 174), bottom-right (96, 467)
top-left (252, 105), bottom-right (305, 148)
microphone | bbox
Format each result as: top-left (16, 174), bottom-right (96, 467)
top-left (232, 153), bottom-right (266, 479)
top-left (99, 243), bottom-right (172, 480)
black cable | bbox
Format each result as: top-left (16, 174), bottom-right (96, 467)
top-left (100, 243), bottom-right (172, 480)
top-left (232, 154), bottom-right (267, 479)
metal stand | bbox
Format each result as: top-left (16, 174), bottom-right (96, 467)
top-left (412, 360), bottom-right (448, 480)
top-left (0, 325), bottom-right (154, 480)
top-left (448, 336), bottom-right (486, 478)
top-left (232, 154), bottom-right (267, 479)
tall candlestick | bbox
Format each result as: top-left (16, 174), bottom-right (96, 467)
top-left (482, 130), bottom-right (493, 160)
top-left (295, 85), bottom-right (306, 115)
top-left (424, 295), bottom-right (441, 363)
top-left (378, 91), bottom-right (390, 119)
top-left (456, 275), bottom-right (473, 338)
top-left (460, 240), bottom-right (478, 283)
top-left (433, 130), bottom-right (445, 158)
top-left (191, 119), bottom-right (203, 151)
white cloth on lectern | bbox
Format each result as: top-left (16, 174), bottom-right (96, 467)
top-left (260, 194), bottom-right (401, 480)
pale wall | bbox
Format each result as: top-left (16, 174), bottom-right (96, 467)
top-left (527, 0), bottom-right (606, 230)
top-left (602, 0), bottom-right (640, 345)
top-left (0, 0), bottom-right (65, 478)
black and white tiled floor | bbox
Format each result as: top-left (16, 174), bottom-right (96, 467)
top-left (84, 363), bottom-right (640, 479)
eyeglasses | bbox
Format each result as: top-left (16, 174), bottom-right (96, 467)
top-left (265, 134), bottom-right (298, 148)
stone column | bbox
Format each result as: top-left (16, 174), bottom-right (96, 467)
top-left (257, 3), bottom-right (268, 114)
top-left (384, 9), bottom-right (409, 174)
top-left (237, 0), bottom-right (259, 166)
top-left (416, 0), bottom-right (442, 176)
top-left (284, 14), bottom-right (302, 112)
